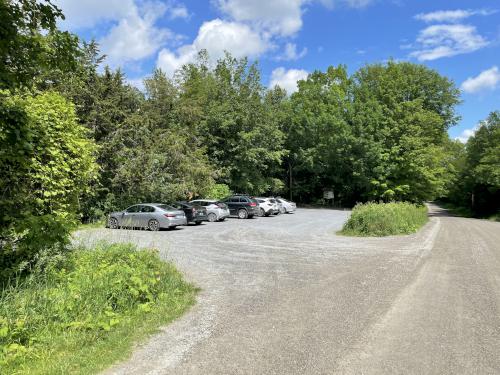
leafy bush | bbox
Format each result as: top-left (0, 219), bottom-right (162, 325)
top-left (0, 243), bottom-right (196, 373)
top-left (341, 202), bottom-right (428, 236)
top-left (205, 184), bottom-right (232, 200)
top-left (0, 90), bottom-right (97, 281)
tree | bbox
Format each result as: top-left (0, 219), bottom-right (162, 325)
top-left (464, 111), bottom-right (500, 215)
top-left (286, 65), bottom-right (355, 203)
top-left (0, 0), bottom-right (79, 90)
top-left (0, 90), bottom-right (97, 279)
top-left (350, 61), bottom-right (461, 202)
top-left (177, 52), bottom-right (286, 194)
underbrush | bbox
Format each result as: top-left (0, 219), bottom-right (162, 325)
top-left (340, 202), bottom-right (428, 236)
top-left (0, 243), bottom-right (196, 374)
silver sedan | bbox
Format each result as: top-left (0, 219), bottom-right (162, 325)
top-left (108, 203), bottom-right (187, 231)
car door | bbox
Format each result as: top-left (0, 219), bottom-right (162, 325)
top-left (228, 197), bottom-right (240, 215)
top-left (138, 205), bottom-right (155, 228)
top-left (122, 205), bottom-right (140, 227)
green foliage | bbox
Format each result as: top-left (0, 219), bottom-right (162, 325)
top-left (0, 90), bottom-right (97, 280)
top-left (341, 202), bottom-right (428, 236)
top-left (0, 243), bottom-right (196, 373)
top-left (205, 184), bottom-right (232, 200)
top-left (177, 52), bottom-right (286, 195)
top-left (450, 111), bottom-right (500, 216)
top-left (0, 0), bottom-right (79, 90)
top-left (285, 61), bottom-right (460, 204)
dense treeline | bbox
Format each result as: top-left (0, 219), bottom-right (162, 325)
top-left (444, 111), bottom-right (500, 218)
top-left (1, 0), bottom-right (499, 278)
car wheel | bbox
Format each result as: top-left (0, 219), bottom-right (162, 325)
top-left (280, 207), bottom-right (286, 214)
top-left (259, 208), bottom-right (265, 217)
top-left (109, 217), bottom-right (119, 229)
top-left (195, 221), bottom-right (202, 225)
top-left (148, 219), bottom-right (160, 231)
top-left (238, 209), bottom-right (248, 219)
top-left (208, 213), bottom-right (217, 222)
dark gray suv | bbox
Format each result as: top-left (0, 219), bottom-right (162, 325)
top-left (222, 195), bottom-right (260, 219)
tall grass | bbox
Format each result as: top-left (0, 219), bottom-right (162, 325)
top-left (0, 243), bottom-right (196, 374)
top-left (340, 202), bottom-right (428, 236)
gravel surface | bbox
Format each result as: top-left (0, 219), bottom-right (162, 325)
top-left (75, 205), bottom-right (500, 374)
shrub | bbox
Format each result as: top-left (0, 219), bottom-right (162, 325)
top-left (341, 202), bottom-right (428, 236)
top-left (0, 243), bottom-right (196, 373)
top-left (0, 91), bottom-right (97, 281)
top-left (205, 183), bottom-right (232, 200)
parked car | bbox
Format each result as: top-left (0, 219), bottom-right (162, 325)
top-left (275, 197), bottom-right (297, 213)
top-left (189, 199), bottom-right (230, 222)
top-left (255, 197), bottom-right (279, 216)
top-left (108, 203), bottom-right (186, 231)
top-left (171, 201), bottom-right (208, 225)
top-left (221, 194), bottom-right (260, 219)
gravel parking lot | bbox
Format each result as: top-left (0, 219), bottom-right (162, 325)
top-left (75, 206), bottom-right (500, 375)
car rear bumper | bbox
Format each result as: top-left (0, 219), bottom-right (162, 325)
top-left (189, 215), bottom-right (208, 222)
top-left (219, 209), bottom-right (230, 218)
top-left (163, 217), bottom-right (187, 227)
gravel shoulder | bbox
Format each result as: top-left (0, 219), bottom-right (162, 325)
top-left (75, 205), bottom-right (500, 374)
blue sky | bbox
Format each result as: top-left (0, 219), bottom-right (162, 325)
top-left (54, 0), bottom-right (500, 142)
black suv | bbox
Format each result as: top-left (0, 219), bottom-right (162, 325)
top-left (221, 195), bottom-right (260, 219)
top-left (171, 201), bottom-right (208, 225)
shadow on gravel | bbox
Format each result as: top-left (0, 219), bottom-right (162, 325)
top-left (427, 206), bottom-right (454, 218)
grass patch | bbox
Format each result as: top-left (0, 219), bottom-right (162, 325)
top-left (0, 243), bottom-right (197, 374)
top-left (76, 220), bottom-right (106, 231)
top-left (340, 202), bottom-right (428, 237)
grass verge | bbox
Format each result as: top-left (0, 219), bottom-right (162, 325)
top-left (340, 202), bottom-right (428, 237)
top-left (76, 220), bottom-right (106, 231)
top-left (0, 243), bottom-right (197, 374)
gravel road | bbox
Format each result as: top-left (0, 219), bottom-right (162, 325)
top-left (75, 204), bottom-right (500, 374)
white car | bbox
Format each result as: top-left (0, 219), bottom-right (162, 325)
top-left (189, 199), bottom-right (230, 222)
top-left (275, 198), bottom-right (296, 213)
top-left (255, 197), bottom-right (279, 216)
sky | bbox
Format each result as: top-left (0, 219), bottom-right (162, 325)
top-left (53, 0), bottom-right (500, 142)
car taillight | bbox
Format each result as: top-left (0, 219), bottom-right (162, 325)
top-left (164, 213), bottom-right (176, 218)
top-left (249, 202), bottom-right (257, 207)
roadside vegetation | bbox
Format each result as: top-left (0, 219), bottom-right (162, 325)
top-left (340, 202), bottom-right (428, 237)
top-left (0, 243), bottom-right (196, 374)
top-left (0, 1), bottom-right (499, 372)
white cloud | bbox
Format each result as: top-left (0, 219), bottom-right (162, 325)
top-left (319, 0), bottom-right (373, 9)
top-left (217, 0), bottom-right (304, 36)
top-left (461, 66), bottom-right (500, 94)
top-left (55, 0), bottom-right (185, 68)
top-left (54, 0), bottom-right (135, 29)
top-left (456, 126), bottom-right (478, 143)
top-left (169, 5), bottom-right (189, 20)
top-left (415, 9), bottom-right (496, 23)
top-left (127, 77), bottom-right (146, 92)
top-left (409, 24), bottom-right (488, 61)
top-left (157, 19), bottom-right (270, 76)
top-left (216, 0), bottom-right (373, 37)
top-left (99, 2), bottom-right (174, 67)
top-left (277, 43), bottom-right (307, 61)
top-left (269, 67), bottom-right (309, 94)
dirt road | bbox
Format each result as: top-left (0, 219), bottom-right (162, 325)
top-left (76, 205), bottom-right (500, 374)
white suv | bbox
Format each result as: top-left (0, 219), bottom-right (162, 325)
top-left (255, 197), bottom-right (279, 217)
top-left (275, 197), bottom-right (296, 213)
top-left (189, 200), bottom-right (230, 222)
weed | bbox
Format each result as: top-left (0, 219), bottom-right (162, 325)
top-left (340, 202), bottom-right (428, 236)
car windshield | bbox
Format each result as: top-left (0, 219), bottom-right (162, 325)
top-left (156, 204), bottom-right (175, 210)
